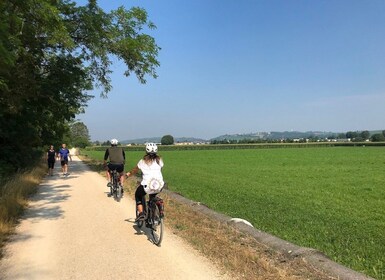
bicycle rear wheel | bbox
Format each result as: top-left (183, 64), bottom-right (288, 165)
top-left (116, 183), bottom-right (122, 200)
top-left (150, 205), bottom-right (164, 246)
top-left (112, 174), bottom-right (119, 200)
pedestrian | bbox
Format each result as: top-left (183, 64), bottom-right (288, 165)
top-left (57, 143), bottom-right (72, 176)
top-left (47, 145), bottom-right (56, 176)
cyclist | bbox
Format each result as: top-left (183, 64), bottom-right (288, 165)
top-left (126, 143), bottom-right (164, 220)
top-left (57, 143), bottom-right (72, 176)
top-left (104, 138), bottom-right (126, 189)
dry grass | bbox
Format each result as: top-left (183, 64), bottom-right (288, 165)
top-left (0, 161), bottom-right (46, 254)
top-left (126, 179), bottom-right (334, 280)
top-left (80, 155), bottom-right (335, 280)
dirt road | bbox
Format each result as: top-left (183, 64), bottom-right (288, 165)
top-left (0, 157), bottom-right (228, 280)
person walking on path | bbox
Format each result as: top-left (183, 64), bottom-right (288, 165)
top-left (47, 145), bottom-right (56, 176)
top-left (57, 143), bottom-right (72, 176)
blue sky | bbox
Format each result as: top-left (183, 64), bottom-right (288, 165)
top-left (76, 0), bottom-right (385, 141)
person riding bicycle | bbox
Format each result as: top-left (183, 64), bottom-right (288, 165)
top-left (104, 139), bottom-right (126, 189)
top-left (126, 143), bottom-right (164, 220)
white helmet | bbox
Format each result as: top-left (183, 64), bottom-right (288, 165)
top-left (145, 143), bottom-right (158, 154)
top-left (110, 139), bottom-right (118, 145)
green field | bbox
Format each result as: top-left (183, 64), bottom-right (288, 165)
top-left (82, 147), bottom-right (385, 279)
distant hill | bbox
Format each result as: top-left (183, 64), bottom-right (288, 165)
top-left (210, 131), bottom-right (339, 141)
top-left (120, 130), bottom-right (383, 145)
top-left (120, 137), bottom-right (207, 145)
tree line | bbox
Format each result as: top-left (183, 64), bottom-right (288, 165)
top-left (0, 0), bottom-right (159, 180)
top-left (211, 130), bottom-right (385, 144)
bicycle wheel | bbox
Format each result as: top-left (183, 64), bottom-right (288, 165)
top-left (150, 205), bottom-right (164, 246)
top-left (109, 181), bottom-right (114, 196)
top-left (116, 183), bottom-right (122, 200)
top-left (112, 174), bottom-right (119, 200)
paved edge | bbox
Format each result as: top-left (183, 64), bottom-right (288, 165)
top-left (164, 190), bottom-right (375, 280)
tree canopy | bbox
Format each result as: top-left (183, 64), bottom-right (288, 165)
top-left (0, 0), bottom-right (160, 178)
top-left (161, 135), bottom-right (174, 145)
top-left (69, 122), bottom-right (91, 148)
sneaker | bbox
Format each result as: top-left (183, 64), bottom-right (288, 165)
top-left (107, 182), bottom-right (112, 188)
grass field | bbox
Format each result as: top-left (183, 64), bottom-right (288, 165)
top-left (82, 147), bottom-right (385, 279)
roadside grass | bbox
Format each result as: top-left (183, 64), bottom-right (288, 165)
top-left (0, 160), bottom-right (46, 255)
top-left (79, 152), bottom-right (333, 280)
top-left (81, 147), bottom-right (385, 279)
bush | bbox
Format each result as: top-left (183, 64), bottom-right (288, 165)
top-left (371, 133), bottom-right (385, 142)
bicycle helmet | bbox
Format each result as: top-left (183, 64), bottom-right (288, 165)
top-left (145, 143), bottom-right (158, 154)
top-left (110, 139), bottom-right (118, 146)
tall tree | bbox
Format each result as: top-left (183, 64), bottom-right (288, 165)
top-left (70, 122), bottom-right (91, 148)
top-left (360, 130), bottom-right (370, 140)
top-left (0, 0), bottom-right (160, 178)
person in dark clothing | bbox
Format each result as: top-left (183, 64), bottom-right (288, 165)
top-left (103, 139), bottom-right (126, 188)
top-left (47, 145), bottom-right (56, 176)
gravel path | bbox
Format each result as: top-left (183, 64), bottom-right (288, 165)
top-left (0, 157), bottom-right (228, 280)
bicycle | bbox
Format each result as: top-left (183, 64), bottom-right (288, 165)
top-left (136, 190), bottom-right (165, 246)
top-left (109, 169), bottom-right (123, 201)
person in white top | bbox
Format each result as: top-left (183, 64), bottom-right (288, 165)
top-left (126, 143), bottom-right (164, 220)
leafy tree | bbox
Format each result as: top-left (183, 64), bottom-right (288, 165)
top-left (382, 130), bottom-right (385, 137)
top-left (346, 131), bottom-right (358, 139)
top-left (102, 140), bottom-right (111, 146)
top-left (360, 130), bottom-right (370, 140)
top-left (371, 134), bottom-right (385, 142)
top-left (69, 122), bottom-right (91, 148)
top-left (161, 135), bottom-right (174, 145)
top-left (0, 0), bottom-right (160, 179)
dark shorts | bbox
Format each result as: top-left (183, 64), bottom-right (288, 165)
top-left (135, 185), bottom-right (157, 205)
top-left (61, 159), bottom-right (68, 166)
top-left (48, 160), bottom-right (55, 169)
top-left (107, 163), bottom-right (124, 173)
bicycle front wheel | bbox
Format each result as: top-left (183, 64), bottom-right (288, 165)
top-left (150, 206), bottom-right (164, 246)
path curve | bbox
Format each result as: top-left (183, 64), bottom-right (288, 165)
top-left (0, 157), bottom-right (228, 280)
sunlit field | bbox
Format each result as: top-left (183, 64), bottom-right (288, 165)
top-left (82, 146), bottom-right (385, 279)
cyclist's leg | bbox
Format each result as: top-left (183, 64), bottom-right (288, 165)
top-left (117, 164), bottom-right (124, 185)
top-left (135, 185), bottom-right (146, 216)
top-left (106, 163), bottom-right (113, 187)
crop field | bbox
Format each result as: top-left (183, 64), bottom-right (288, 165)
top-left (82, 146), bottom-right (385, 279)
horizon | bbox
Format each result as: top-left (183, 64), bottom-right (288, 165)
top-left (92, 128), bottom-right (384, 143)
